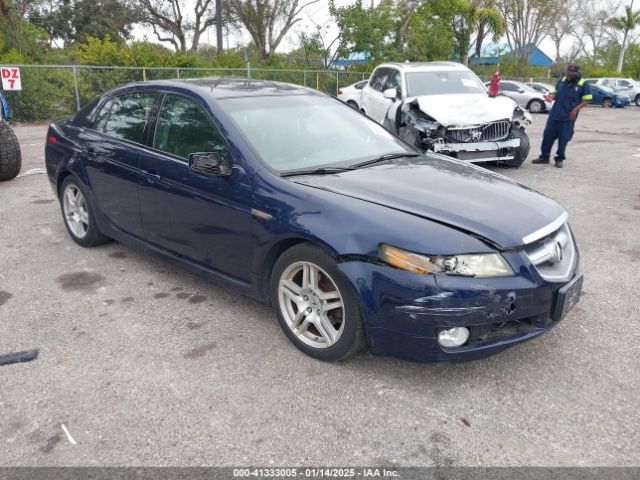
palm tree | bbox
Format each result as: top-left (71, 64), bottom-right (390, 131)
top-left (609, 1), bottom-right (640, 73)
top-left (452, 0), bottom-right (506, 66)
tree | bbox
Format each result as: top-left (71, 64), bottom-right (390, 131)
top-left (450, 0), bottom-right (505, 65)
top-left (497, 0), bottom-right (559, 70)
top-left (548, 1), bottom-right (577, 61)
top-left (570, 0), bottom-right (619, 67)
top-left (29, 0), bottom-right (138, 46)
top-left (329, 0), bottom-right (394, 63)
top-left (608, 1), bottom-right (640, 72)
top-left (132, 0), bottom-right (221, 52)
top-left (227, 0), bottom-right (320, 58)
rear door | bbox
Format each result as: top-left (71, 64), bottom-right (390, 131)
top-left (499, 81), bottom-right (525, 106)
top-left (82, 90), bottom-right (158, 237)
top-left (138, 92), bottom-right (254, 282)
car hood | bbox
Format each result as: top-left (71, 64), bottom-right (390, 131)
top-left (291, 156), bottom-right (566, 249)
top-left (413, 93), bottom-right (518, 126)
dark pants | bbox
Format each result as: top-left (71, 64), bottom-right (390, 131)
top-left (541, 119), bottom-right (575, 161)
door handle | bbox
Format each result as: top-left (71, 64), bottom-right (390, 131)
top-left (144, 169), bottom-right (161, 182)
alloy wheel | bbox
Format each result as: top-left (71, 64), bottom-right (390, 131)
top-left (62, 183), bottom-right (89, 239)
top-left (278, 261), bottom-right (345, 349)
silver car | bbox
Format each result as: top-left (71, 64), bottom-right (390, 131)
top-left (488, 80), bottom-right (553, 113)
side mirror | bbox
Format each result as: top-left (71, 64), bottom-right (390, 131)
top-left (188, 152), bottom-right (232, 176)
top-left (383, 87), bottom-right (398, 100)
top-left (517, 88), bottom-right (525, 93)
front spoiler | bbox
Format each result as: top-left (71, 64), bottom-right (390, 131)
top-left (433, 138), bottom-right (521, 162)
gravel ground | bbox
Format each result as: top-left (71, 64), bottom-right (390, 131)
top-left (0, 106), bottom-right (639, 467)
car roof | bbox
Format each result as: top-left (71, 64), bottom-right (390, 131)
top-left (112, 76), bottom-right (321, 99)
top-left (377, 61), bottom-right (469, 72)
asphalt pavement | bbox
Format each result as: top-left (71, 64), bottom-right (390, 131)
top-left (0, 106), bottom-right (639, 466)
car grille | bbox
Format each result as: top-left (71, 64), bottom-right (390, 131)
top-left (523, 223), bottom-right (577, 282)
top-left (445, 120), bottom-right (510, 143)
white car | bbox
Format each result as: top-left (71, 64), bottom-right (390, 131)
top-left (359, 62), bottom-right (532, 167)
top-left (337, 80), bottom-right (368, 110)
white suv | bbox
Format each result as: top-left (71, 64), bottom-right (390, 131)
top-left (360, 62), bottom-right (532, 167)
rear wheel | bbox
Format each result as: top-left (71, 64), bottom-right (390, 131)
top-left (634, 95), bottom-right (640, 107)
top-left (602, 97), bottom-right (614, 108)
top-left (60, 176), bottom-right (110, 247)
top-left (527, 99), bottom-right (545, 113)
top-left (0, 120), bottom-right (21, 181)
top-left (346, 100), bottom-right (359, 110)
top-left (271, 243), bottom-right (366, 361)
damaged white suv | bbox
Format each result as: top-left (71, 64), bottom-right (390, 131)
top-left (360, 62), bottom-right (532, 167)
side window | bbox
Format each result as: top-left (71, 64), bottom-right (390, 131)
top-left (500, 82), bottom-right (517, 92)
top-left (369, 68), bottom-right (389, 92)
top-left (384, 69), bottom-right (402, 96)
top-left (153, 93), bottom-right (229, 160)
top-left (619, 80), bottom-right (632, 89)
top-left (94, 92), bottom-right (156, 143)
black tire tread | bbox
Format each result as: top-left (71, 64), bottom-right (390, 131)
top-left (0, 120), bottom-right (21, 181)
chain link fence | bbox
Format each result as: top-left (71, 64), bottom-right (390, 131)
top-left (0, 65), bottom-right (369, 124)
top-left (0, 64), bottom-right (553, 124)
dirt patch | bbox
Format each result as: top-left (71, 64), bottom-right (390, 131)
top-left (108, 251), bottom-right (127, 259)
top-left (56, 272), bottom-right (105, 294)
top-left (31, 199), bottom-right (54, 204)
top-left (0, 290), bottom-right (13, 306)
top-left (40, 434), bottom-right (62, 454)
top-left (188, 294), bottom-right (207, 304)
top-left (176, 292), bottom-right (190, 299)
top-left (183, 342), bottom-right (216, 359)
top-left (121, 297), bottom-right (135, 303)
top-left (153, 292), bottom-right (170, 299)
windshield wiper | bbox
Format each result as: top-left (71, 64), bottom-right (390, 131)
top-left (351, 152), bottom-right (422, 169)
top-left (280, 167), bottom-right (355, 178)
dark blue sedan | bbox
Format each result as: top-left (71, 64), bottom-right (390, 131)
top-left (45, 78), bottom-right (582, 363)
top-left (589, 84), bottom-right (631, 107)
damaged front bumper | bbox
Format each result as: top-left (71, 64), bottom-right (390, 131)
top-left (433, 137), bottom-right (521, 162)
top-left (338, 250), bottom-right (579, 363)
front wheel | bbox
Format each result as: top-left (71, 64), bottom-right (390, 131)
top-left (271, 243), bottom-right (366, 361)
top-left (634, 95), bottom-right (640, 107)
top-left (500, 127), bottom-right (530, 168)
top-left (602, 97), bottom-right (614, 108)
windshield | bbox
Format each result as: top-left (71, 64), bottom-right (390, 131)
top-left (222, 95), bottom-right (413, 173)
top-left (405, 70), bottom-right (486, 96)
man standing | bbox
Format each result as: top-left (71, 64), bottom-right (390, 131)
top-left (532, 64), bottom-right (592, 168)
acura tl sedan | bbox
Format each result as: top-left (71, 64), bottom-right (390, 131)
top-left (45, 78), bottom-right (582, 363)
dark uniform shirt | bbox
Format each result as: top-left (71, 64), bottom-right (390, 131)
top-left (548, 76), bottom-right (592, 121)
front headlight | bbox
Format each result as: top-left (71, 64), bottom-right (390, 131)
top-left (379, 244), bottom-right (513, 277)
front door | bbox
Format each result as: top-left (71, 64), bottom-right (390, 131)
top-left (138, 92), bottom-right (254, 282)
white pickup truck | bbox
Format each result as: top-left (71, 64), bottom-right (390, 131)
top-left (359, 61), bottom-right (532, 168)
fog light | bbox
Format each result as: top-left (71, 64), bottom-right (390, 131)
top-left (438, 327), bottom-right (470, 348)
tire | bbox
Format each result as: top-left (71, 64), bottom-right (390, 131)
top-left (270, 243), bottom-right (366, 361)
top-left (500, 127), bottom-right (530, 168)
top-left (0, 120), bottom-right (21, 181)
top-left (59, 176), bottom-right (110, 247)
top-left (634, 95), bottom-right (640, 107)
top-left (602, 98), bottom-right (614, 108)
top-left (346, 100), bottom-right (359, 110)
top-left (527, 99), bottom-right (545, 113)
